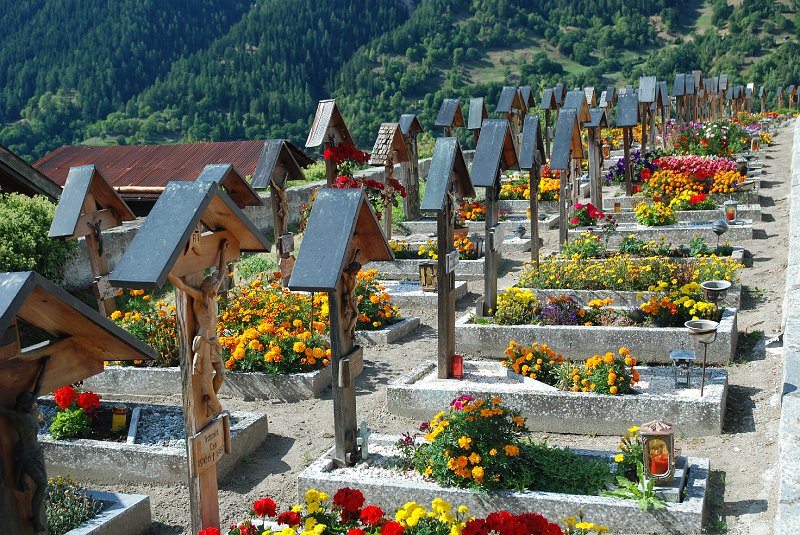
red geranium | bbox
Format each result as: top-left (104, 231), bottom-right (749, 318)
top-left (252, 497), bottom-right (277, 517)
top-left (689, 193), bottom-right (707, 204)
top-left (333, 487), bottom-right (365, 513)
top-left (347, 529), bottom-right (366, 535)
top-left (359, 505), bottom-right (385, 526)
top-left (323, 144), bottom-right (370, 166)
top-left (277, 511), bottom-right (302, 527)
top-left (54, 385), bottom-right (76, 410)
top-left (197, 528), bottom-right (220, 535)
top-left (76, 391), bottom-right (101, 413)
top-left (640, 168), bottom-right (651, 180)
top-left (381, 521), bottom-right (405, 535)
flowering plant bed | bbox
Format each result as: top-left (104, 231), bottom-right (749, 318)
top-left (458, 200), bottom-right (509, 222)
top-left (666, 120), bottom-right (750, 157)
top-left (389, 236), bottom-right (479, 260)
top-left (455, 309), bottom-right (738, 364)
top-left (567, 221), bottom-right (753, 247)
top-left (386, 361), bottom-right (727, 435)
top-left (562, 233), bottom-right (737, 260)
top-left (299, 434), bottom-right (709, 534)
top-left (499, 168), bottom-right (560, 202)
top-left (568, 202), bottom-right (606, 228)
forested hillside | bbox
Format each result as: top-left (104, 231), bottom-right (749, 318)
top-left (0, 0), bottom-right (798, 161)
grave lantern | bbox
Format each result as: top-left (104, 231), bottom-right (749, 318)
top-left (640, 420), bottom-right (676, 486)
top-left (450, 354), bottom-right (465, 379)
top-left (602, 143), bottom-right (611, 159)
top-left (0, 271), bottom-right (154, 535)
top-left (109, 178), bottom-right (271, 533)
top-left (399, 113), bottom-right (425, 221)
top-left (616, 92), bottom-right (641, 197)
top-left (750, 135), bottom-right (760, 152)
top-left (435, 98), bottom-right (465, 137)
top-left (471, 119), bottom-right (519, 317)
top-left (306, 99), bottom-right (354, 188)
top-left (468, 97), bottom-right (488, 145)
top-left (420, 138), bottom-right (475, 378)
top-left (724, 198), bottom-right (738, 223)
top-left (550, 109), bottom-right (583, 245)
top-left (48, 164), bottom-right (136, 316)
top-left (519, 114), bottom-right (546, 267)
top-left (289, 188), bottom-right (393, 465)
top-left (370, 123), bottom-right (411, 240)
top-left (669, 349), bottom-right (697, 388)
top-left (251, 140), bottom-right (313, 285)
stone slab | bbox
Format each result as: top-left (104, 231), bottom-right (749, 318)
top-left (84, 365), bottom-right (331, 402)
top-left (386, 361), bottom-right (727, 436)
top-left (378, 280), bottom-right (469, 308)
top-left (497, 200), bottom-right (559, 214)
top-left (569, 221), bottom-right (753, 246)
top-left (41, 403), bottom-right (269, 484)
top-left (355, 317), bottom-right (421, 345)
top-left (366, 258), bottom-right (486, 281)
top-left (298, 435), bottom-right (709, 535)
top-left (67, 491), bottom-right (151, 535)
top-left (454, 308), bottom-right (738, 364)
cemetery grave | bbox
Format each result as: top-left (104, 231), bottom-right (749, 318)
top-left (1, 75), bottom-right (798, 535)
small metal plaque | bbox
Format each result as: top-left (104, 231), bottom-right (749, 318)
top-left (338, 345), bottom-right (364, 388)
top-left (188, 414), bottom-right (231, 477)
top-left (446, 250), bottom-right (459, 273)
top-left (94, 275), bottom-right (118, 301)
top-left (278, 233), bottom-right (295, 254)
top-left (490, 225), bottom-right (506, 252)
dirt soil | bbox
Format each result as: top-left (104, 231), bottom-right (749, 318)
top-left (91, 122), bottom-right (793, 535)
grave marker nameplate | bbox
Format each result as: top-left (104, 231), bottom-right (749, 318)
top-left (188, 415), bottom-right (231, 477)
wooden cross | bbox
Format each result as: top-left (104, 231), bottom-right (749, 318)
top-left (399, 114), bottom-right (424, 221)
top-left (435, 98), bottom-right (464, 138)
top-left (585, 109), bottom-right (608, 209)
top-left (420, 138), bottom-right (474, 378)
top-left (370, 123), bottom-right (410, 240)
top-left (471, 119), bottom-right (518, 317)
top-left (519, 115), bottom-right (545, 268)
top-left (550, 109), bottom-right (583, 245)
top-left (109, 179), bottom-right (271, 532)
top-left (540, 89), bottom-right (558, 162)
top-left (306, 100), bottom-right (354, 188)
top-left (496, 86), bottom-right (524, 150)
top-left (289, 188), bottom-right (392, 466)
top-left (0, 271), bottom-right (154, 535)
top-left (251, 140), bottom-right (313, 285)
top-left (467, 98), bottom-right (487, 146)
top-left (638, 77), bottom-right (657, 156)
top-left (48, 165), bottom-right (135, 316)
top-left (616, 92), bottom-right (641, 198)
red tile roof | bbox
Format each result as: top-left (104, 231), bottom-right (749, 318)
top-left (34, 141), bottom-right (268, 194)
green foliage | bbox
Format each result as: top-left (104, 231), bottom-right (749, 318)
top-left (602, 462), bottom-right (666, 511)
top-left (235, 253), bottom-right (278, 282)
top-left (46, 475), bottom-right (104, 535)
top-left (49, 408), bottom-right (91, 440)
top-left (0, 193), bottom-right (75, 282)
top-left (303, 162), bottom-right (327, 183)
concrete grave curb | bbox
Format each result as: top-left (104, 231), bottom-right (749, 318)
top-left (386, 361), bottom-right (727, 436)
top-left (455, 309), bottom-right (738, 364)
top-left (355, 317), bottom-right (421, 345)
top-left (367, 258), bottom-right (486, 281)
top-left (569, 222), bottom-right (753, 246)
top-left (379, 280), bottom-right (469, 308)
top-left (66, 491), bottom-right (150, 535)
top-left (298, 434), bottom-right (709, 535)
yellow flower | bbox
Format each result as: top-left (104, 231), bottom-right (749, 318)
top-left (293, 341), bottom-right (306, 353)
top-left (503, 444), bottom-right (520, 457)
top-left (458, 436), bottom-right (472, 450)
top-left (615, 453), bottom-right (624, 463)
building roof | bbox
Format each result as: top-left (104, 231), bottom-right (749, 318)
top-left (34, 141), bottom-right (271, 199)
top-left (0, 144), bottom-right (61, 201)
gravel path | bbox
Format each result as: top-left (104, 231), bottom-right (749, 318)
top-left (85, 121), bottom-right (793, 534)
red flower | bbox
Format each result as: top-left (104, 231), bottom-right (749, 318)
top-left (640, 168), bottom-right (651, 180)
top-left (54, 386), bottom-right (76, 410)
top-left (360, 505), bottom-right (385, 526)
top-left (277, 511), bottom-right (302, 527)
top-left (76, 391), bottom-right (101, 413)
top-left (252, 497), bottom-right (277, 518)
top-left (197, 528), bottom-right (220, 535)
top-left (689, 193), bottom-right (707, 204)
top-left (570, 217), bottom-right (580, 225)
top-left (333, 487), bottom-right (365, 513)
top-left (381, 521), bottom-right (405, 535)
top-left (347, 530), bottom-right (366, 535)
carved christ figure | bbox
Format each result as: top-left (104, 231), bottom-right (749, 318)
top-left (169, 239), bottom-right (229, 417)
top-left (270, 177), bottom-right (295, 283)
top-left (0, 357), bottom-right (49, 533)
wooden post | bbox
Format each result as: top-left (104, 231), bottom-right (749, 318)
top-left (402, 136), bottom-right (421, 221)
top-left (383, 160), bottom-right (394, 240)
top-left (328, 251), bottom-right (360, 465)
top-left (529, 165), bottom-right (541, 268)
top-left (270, 172), bottom-right (295, 285)
top-left (558, 166), bottom-right (569, 245)
top-left (544, 110), bottom-right (552, 161)
top-left (640, 106), bottom-right (648, 155)
top-left (81, 194), bottom-right (117, 316)
top-left (661, 104), bottom-right (668, 149)
top-left (587, 128), bottom-right (601, 207)
top-left (323, 137), bottom-right (337, 188)
top-left (437, 198), bottom-right (456, 378)
top-left (623, 127), bottom-right (633, 196)
top-left (481, 183), bottom-right (500, 316)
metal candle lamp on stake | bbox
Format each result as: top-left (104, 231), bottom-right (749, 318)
top-left (712, 219), bottom-right (728, 252)
top-left (724, 198), bottom-right (738, 223)
top-left (685, 320), bottom-right (719, 397)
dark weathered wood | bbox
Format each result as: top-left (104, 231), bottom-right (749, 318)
top-left (399, 114), bottom-right (423, 221)
top-left (623, 128), bottom-right (633, 196)
top-left (436, 207), bottom-right (455, 379)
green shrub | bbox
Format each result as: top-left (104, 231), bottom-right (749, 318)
top-left (303, 161), bottom-right (327, 182)
top-left (49, 408), bottom-right (91, 440)
top-left (46, 475), bottom-right (103, 535)
top-left (0, 193), bottom-right (75, 281)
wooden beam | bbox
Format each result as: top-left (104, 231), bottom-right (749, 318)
top-left (72, 209), bottom-right (121, 239)
top-left (171, 231), bottom-right (240, 279)
top-left (11, 337), bottom-right (72, 361)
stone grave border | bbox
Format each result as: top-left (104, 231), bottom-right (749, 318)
top-left (379, 280), bottom-right (469, 308)
top-left (67, 491), bottom-right (151, 535)
top-left (568, 222), bottom-right (753, 246)
top-left (367, 258), bottom-right (485, 280)
top-left (298, 435), bottom-right (709, 534)
top-left (386, 361), bottom-right (727, 436)
top-left (455, 308), bottom-right (738, 364)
